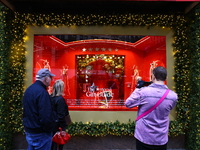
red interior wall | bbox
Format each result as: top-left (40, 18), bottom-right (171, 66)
top-left (33, 35), bottom-right (166, 111)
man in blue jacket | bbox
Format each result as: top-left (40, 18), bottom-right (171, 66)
top-left (23, 68), bottom-right (56, 150)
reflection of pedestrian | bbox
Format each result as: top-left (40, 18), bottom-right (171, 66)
top-left (125, 66), bottom-right (178, 150)
top-left (23, 69), bottom-right (56, 150)
top-left (51, 80), bottom-right (69, 150)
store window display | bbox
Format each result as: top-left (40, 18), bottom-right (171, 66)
top-left (33, 35), bottom-right (166, 111)
top-left (76, 54), bottom-right (124, 108)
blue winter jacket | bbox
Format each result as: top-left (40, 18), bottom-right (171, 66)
top-left (23, 80), bottom-right (56, 133)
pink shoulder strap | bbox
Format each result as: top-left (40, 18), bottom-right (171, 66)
top-left (136, 89), bottom-right (170, 121)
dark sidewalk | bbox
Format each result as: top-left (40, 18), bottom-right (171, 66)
top-left (13, 133), bottom-right (186, 150)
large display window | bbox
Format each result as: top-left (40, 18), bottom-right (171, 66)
top-left (33, 34), bottom-right (166, 111)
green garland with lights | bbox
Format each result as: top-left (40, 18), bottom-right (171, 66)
top-left (184, 5), bottom-right (200, 150)
top-left (0, 5), bottom-right (15, 150)
top-left (67, 120), bottom-right (135, 137)
top-left (0, 2), bottom-right (200, 150)
top-left (66, 120), bottom-right (184, 137)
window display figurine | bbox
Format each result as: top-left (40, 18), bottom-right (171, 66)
top-left (41, 59), bottom-right (52, 93)
top-left (149, 60), bottom-right (159, 80)
top-left (42, 59), bottom-right (51, 71)
top-left (131, 65), bottom-right (139, 92)
top-left (62, 65), bottom-right (68, 76)
top-left (62, 65), bottom-right (70, 96)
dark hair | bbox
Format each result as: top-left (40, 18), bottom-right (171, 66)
top-left (152, 66), bottom-right (167, 81)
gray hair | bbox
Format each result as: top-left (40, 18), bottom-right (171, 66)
top-left (36, 76), bottom-right (46, 81)
top-left (51, 80), bottom-right (64, 97)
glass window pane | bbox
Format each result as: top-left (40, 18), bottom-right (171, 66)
top-left (33, 34), bottom-right (166, 111)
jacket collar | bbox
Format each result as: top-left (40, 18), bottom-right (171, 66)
top-left (149, 83), bottom-right (168, 89)
top-left (35, 80), bottom-right (47, 90)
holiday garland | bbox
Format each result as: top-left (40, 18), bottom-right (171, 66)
top-left (184, 5), bottom-right (200, 150)
top-left (0, 5), bottom-right (15, 150)
top-left (0, 2), bottom-right (200, 150)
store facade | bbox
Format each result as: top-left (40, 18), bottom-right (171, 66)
top-left (26, 25), bottom-right (174, 123)
top-left (0, 2), bottom-right (200, 150)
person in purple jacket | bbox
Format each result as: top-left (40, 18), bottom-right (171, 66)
top-left (125, 66), bottom-right (178, 150)
top-left (23, 68), bottom-right (56, 150)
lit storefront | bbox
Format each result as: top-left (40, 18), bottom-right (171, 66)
top-left (31, 27), bottom-right (168, 113)
top-left (1, 1), bottom-right (200, 149)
